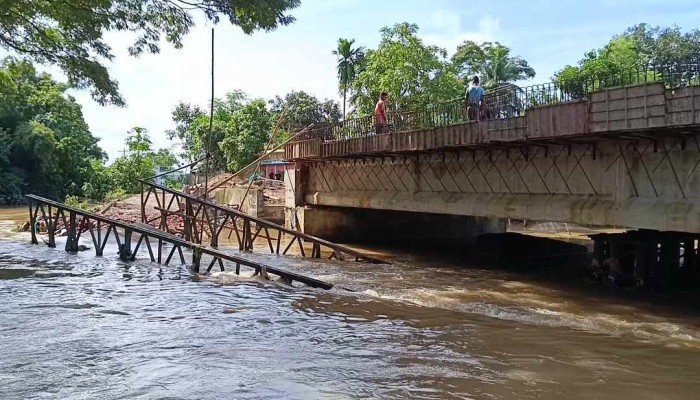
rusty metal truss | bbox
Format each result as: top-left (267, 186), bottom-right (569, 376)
top-left (139, 181), bottom-right (387, 264)
top-left (25, 194), bottom-right (333, 289)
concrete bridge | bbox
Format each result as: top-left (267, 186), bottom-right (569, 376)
top-left (284, 79), bottom-right (700, 245)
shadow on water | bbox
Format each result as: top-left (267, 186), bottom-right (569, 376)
top-left (348, 231), bottom-right (700, 316)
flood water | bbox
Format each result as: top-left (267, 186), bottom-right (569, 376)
top-left (1, 207), bottom-right (699, 399)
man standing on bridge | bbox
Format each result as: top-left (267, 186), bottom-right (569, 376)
top-left (375, 91), bottom-right (388, 134)
top-left (466, 76), bottom-right (485, 122)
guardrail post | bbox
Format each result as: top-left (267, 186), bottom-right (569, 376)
top-left (46, 205), bottom-right (56, 248)
top-left (95, 221), bottom-right (103, 256)
top-left (140, 182), bottom-right (145, 223)
top-left (241, 219), bottom-right (249, 251)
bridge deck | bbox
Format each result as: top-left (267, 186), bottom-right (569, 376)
top-left (26, 194), bottom-right (333, 290)
top-left (286, 83), bottom-right (700, 160)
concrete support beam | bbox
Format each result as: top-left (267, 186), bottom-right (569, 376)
top-left (298, 206), bottom-right (506, 248)
top-left (305, 191), bottom-right (700, 233)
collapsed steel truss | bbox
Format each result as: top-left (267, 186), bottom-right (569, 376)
top-left (139, 181), bottom-right (386, 264)
top-left (26, 194), bottom-right (333, 289)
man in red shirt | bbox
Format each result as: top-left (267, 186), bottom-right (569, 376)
top-left (374, 92), bottom-right (388, 134)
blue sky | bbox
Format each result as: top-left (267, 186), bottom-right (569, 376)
top-left (59, 0), bottom-right (700, 161)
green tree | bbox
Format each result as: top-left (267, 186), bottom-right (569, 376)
top-left (269, 90), bottom-right (341, 137)
top-left (556, 36), bottom-right (640, 83)
top-left (554, 24), bottom-right (700, 91)
top-left (219, 99), bottom-right (272, 171)
top-left (166, 102), bottom-right (206, 163)
top-left (168, 90), bottom-right (275, 173)
top-left (82, 159), bottom-right (114, 201)
top-left (0, 0), bottom-right (301, 105)
top-left (0, 58), bottom-right (104, 203)
top-left (167, 92), bottom-right (245, 172)
top-left (351, 23), bottom-right (462, 114)
top-left (625, 23), bottom-right (700, 66)
top-left (452, 41), bottom-right (535, 89)
top-left (0, 129), bottom-right (24, 204)
top-left (332, 38), bottom-right (365, 118)
top-left (194, 91), bottom-right (249, 171)
top-left (109, 127), bottom-right (177, 194)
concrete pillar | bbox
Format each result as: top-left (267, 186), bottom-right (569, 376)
top-left (298, 206), bottom-right (506, 247)
top-left (633, 239), bottom-right (656, 287)
top-left (659, 240), bottom-right (680, 288)
top-left (592, 236), bottom-right (605, 265)
top-left (285, 163), bottom-right (308, 230)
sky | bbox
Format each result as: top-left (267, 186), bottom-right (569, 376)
top-left (53, 0), bottom-right (700, 161)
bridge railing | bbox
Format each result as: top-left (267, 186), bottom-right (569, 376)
top-left (293, 59), bottom-right (700, 142)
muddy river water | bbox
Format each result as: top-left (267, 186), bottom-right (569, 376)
top-left (0, 207), bottom-right (698, 399)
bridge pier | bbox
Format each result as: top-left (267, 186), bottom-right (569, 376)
top-left (590, 230), bottom-right (700, 290)
top-left (292, 206), bottom-right (506, 248)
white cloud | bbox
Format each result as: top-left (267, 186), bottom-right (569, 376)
top-left (477, 15), bottom-right (501, 37)
top-left (427, 9), bottom-right (462, 35)
top-left (421, 12), bottom-right (502, 56)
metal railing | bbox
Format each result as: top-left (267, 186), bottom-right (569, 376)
top-left (295, 59), bottom-right (700, 142)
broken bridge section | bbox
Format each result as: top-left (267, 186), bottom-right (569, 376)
top-left (25, 194), bottom-right (334, 290)
top-left (138, 180), bottom-right (387, 264)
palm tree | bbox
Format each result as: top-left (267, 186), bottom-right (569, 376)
top-left (452, 41), bottom-right (535, 90)
top-left (480, 46), bottom-right (535, 89)
top-left (333, 38), bottom-right (364, 118)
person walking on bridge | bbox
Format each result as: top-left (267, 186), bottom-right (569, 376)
top-left (374, 91), bottom-right (388, 134)
top-left (466, 76), bottom-right (485, 122)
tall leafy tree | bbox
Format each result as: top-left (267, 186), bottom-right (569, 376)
top-left (554, 24), bottom-right (700, 89)
top-left (166, 102), bottom-right (206, 163)
top-left (109, 127), bottom-right (177, 194)
top-left (555, 36), bottom-right (640, 91)
top-left (351, 23), bottom-right (462, 114)
top-left (219, 99), bottom-right (272, 171)
top-left (624, 23), bottom-right (700, 66)
top-left (332, 38), bottom-right (364, 118)
top-left (269, 90), bottom-right (341, 136)
top-left (0, 0), bottom-right (301, 106)
top-left (452, 41), bottom-right (535, 89)
top-left (168, 90), bottom-right (274, 172)
top-left (0, 58), bottom-right (104, 203)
